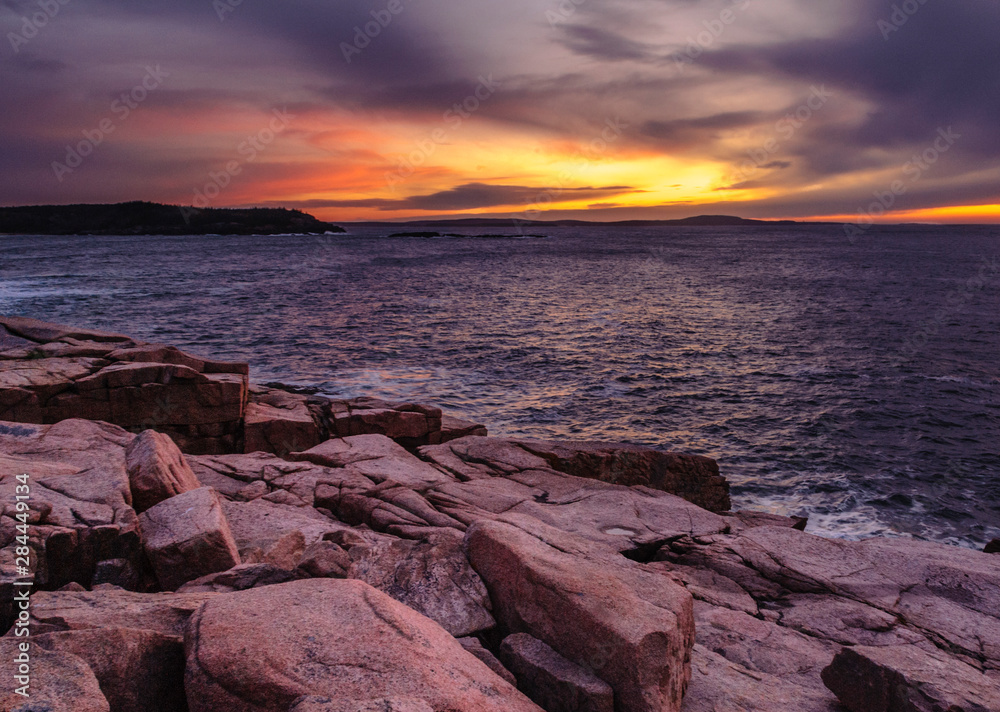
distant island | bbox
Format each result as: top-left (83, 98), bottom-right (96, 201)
top-left (0, 201), bottom-right (345, 236)
top-left (350, 215), bottom-right (815, 228)
top-left (0, 202), bottom-right (862, 237)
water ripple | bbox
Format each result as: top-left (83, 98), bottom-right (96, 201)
top-left (2, 225), bottom-right (998, 548)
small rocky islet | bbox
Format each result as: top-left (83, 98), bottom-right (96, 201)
top-left (0, 315), bottom-right (998, 712)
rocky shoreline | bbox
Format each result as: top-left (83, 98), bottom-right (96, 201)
top-left (1, 316), bottom-right (998, 712)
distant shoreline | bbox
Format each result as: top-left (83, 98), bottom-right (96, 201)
top-left (0, 201), bottom-right (345, 236)
top-left (347, 215), bottom-right (812, 228)
top-left (2, 201), bottom-right (992, 235)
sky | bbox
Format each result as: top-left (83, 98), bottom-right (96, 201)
top-left (1, 0), bottom-right (999, 223)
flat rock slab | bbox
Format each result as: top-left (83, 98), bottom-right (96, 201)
top-left (651, 562), bottom-right (759, 616)
top-left (822, 645), bottom-right (1000, 712)
top-left (103, 343), bottom-right (248, 376)
top-left (422, 436), bottom-right (731, 512)
top-left (517, 438), bottom-right (731, 512)
top-left (666, 525), bottom-right (1000, 674)
top-left (190, 451), bottom-right (374, 504)
top-left (420, 436), bottom-right (552, 479)
top-left (466, 518), bottom-right (695, 712)
top-left (0, 418), bottom-right (132, 498)
top-left (139, 487), bottom-right (241, 590)
top-left (0, 316), bottom-right (133, 345)
top-left (726, 509), bottom-right (808, 531)
top-left (499, 632), bottom-right (614, 712)
top-left (183, 578), bottom-right (543, 712)
top-left (0, 357), bottom-right (106, 398)
top-left (430, 469), bottom-right (729, 553)
top-left (773, 593), bottom-right (925, 648)
top-left (657, 523), bottom-right (1000, 709)
top-left (740, 527), bottom-right (1000, 670)
top-left (0, 317), bottom-right (248, 454)
top-left (27, 587), bottom-right (217, 637)
top-left (292, 434), bottom-right (454, 490)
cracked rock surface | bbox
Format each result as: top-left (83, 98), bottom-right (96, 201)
top-left (2, 319), bottom-right (998, 712)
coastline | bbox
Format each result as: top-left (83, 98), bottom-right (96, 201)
top-left (1, 315), bottom-right (998, 711)
top-left (0, 202), bottom-right (345, 237)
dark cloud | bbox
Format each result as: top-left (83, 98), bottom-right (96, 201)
top-left (700, 1), bottom-right (1000, 156)
top-left (555, 25), bottom-right (662, 62)
top-left (294, 183), bottom-right (639, 211)
top-left (640, 110), bottom-right (768, 149)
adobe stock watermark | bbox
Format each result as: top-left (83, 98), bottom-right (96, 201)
top-left (735, 85), bottom-right (832, 182)
top-left (634, 244), bottom-right (674, 279)
top-left (51, 65), bottom-right (169, 183)
top-left (213, 0), bottom-right (245, 22)
top-left (6, 0), bottom-right (71, 54)
top-left (180, 107), bottom-right (294, 223)
top-left (897, 254), bottom-right (1000, 363)
top-left (878, 0), bottom-right (933, 40)
top-left (385, 75), bottom-right (501, 189)
top-left (547, 0), bottom-right (588, 26)
top-left (341, 0), bottom-right (411, 63)
top-left (843, 126), bottom-right (960, 243)
top-left (511, 116), bottom-right (628, 232)
top-left (668, 0), bottom-right (752, 73)
top-left (9, 471), bottom-right (34, 699)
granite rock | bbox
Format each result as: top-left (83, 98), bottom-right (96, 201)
top-left (33, 627), bottom-right (187, 712)
top-left (466, 518), bottom-right (695, 712)
top-left (0, 638), bottom-right (110, 712)
top-left (499, 632), bottom-right (615, 712)
top-left (139, 487), bottom-right (241, 590)
top-left (183, 579), bottom-right (542, 712)
top-left (125, 429), bottom-right (202, 513)
top-left (822, 644), bottom-right (1000, 712)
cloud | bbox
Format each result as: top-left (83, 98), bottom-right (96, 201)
top-left (292, 183), bottom-right (640, 211)
top-left (555, 24), bottom-right (662, 62)
top-left (1, 0), bottom-right (999, 219)
top-left (640, 110), bottom-right (769, 150)
top-left (699, 0), bottom-right (1000, 157)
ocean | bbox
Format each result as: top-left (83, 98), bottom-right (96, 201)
top-left (2, 224), bottom-right (998, 548)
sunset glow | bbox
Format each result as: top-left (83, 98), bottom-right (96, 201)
top-left (2, 1), bottom-right (999, 223)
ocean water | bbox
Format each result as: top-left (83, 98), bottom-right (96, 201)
top-left (2, 225), bottom-right (998, 548)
